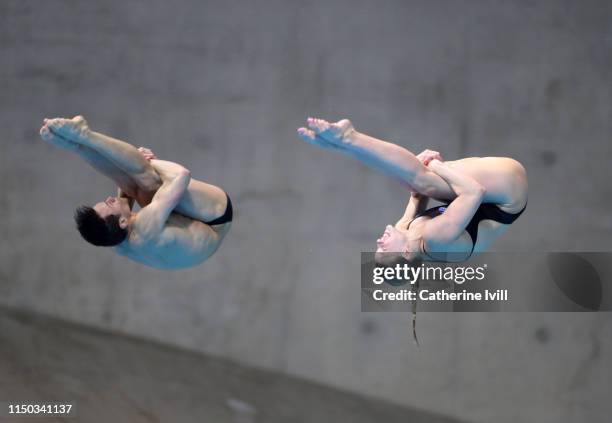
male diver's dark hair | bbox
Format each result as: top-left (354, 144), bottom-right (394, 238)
top-left (74, 206), bottom-right (128, 247)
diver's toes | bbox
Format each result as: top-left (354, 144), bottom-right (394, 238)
top-left (306, 118), bottom-right (320, 133)
top-left (46, 118), bottom-right (63, 130)
top-left (40, 126), bottom-right (54, 142)
top-left (297, 127), bottom-right (316, 142)
top-left (306, 117), bottom-right (328, 134)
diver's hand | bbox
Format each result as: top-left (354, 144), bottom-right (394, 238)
top-left (117, 187), bottom-right (136, 210)
top-left (416, 149), bottom-right (443, 166)
top-left (410, 190), bottom-right (424, 198)
top-left (428, 159), bottom-right (444, 171)
top-left (138, 146), bottom-right (157, 161)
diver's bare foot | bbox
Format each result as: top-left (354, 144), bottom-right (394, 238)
top-left (44, 115), bottom-right (91, 144)
top-left (39, 121), bottom-right (80, 152)
top-left (297, 117), bottom-right (355, 150)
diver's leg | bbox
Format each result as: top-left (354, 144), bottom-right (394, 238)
top-left (175, 179), bottom-right (229, 223)
top-left (44, 116), bottom-right (231, 223)
top-left (447, 157), bottom-right (528, 213)
top-left (298, 118), bottom-right (455, 199)
top-left (45, 116), bottom-right (160, 185)
top-left (40, 123), bottom-right (137, 193)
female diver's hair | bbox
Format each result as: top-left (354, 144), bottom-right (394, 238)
top-left (374, 252), bottom-right (423, 345)
top-left (74, 206), bottom-right (128, 247)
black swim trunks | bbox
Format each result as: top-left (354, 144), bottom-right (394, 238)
top-left (204, 192), bottom-right (233, 226)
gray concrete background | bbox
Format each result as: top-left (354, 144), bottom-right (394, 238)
top-left (0, 307), bottom-right (465, 423)
top-left (1, 0), bottom-right (611, 422)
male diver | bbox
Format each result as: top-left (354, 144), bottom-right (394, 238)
top-left (40, 116), bottom-right (232, 270)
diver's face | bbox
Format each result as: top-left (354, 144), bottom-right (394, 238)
top-left (93, 196), bottom-right (130, 221)
top-left (376, 225), bottom-right (407, 253)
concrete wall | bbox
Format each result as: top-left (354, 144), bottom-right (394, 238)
top-left (0, 307), bottom-right (464, 423)
top-left (1, 1), bottom-right (611, 422)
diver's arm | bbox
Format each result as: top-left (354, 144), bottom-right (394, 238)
top-left (394, 149), bottom-right (443, 229)
top-left (428, 159), bottom-right (483, 196)
top-left (395, 193), bottom-right (429, 230)
top-left (149, 159), bottom-right (190, 182)
top-left (117, 187), bottom-right (135, 211)
top-left (422, 160), bottom-right (484, 246)
top-left (132, 165), bottom-right (191, 237)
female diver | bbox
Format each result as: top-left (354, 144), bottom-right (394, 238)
top-left (297, 118), bottom-right (528, 264)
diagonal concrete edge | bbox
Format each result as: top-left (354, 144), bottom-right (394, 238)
top-left (0, 306), bottom-right (469, 423)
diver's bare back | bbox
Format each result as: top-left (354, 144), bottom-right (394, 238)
top-left (116, 212), bottom-right (223, 270)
